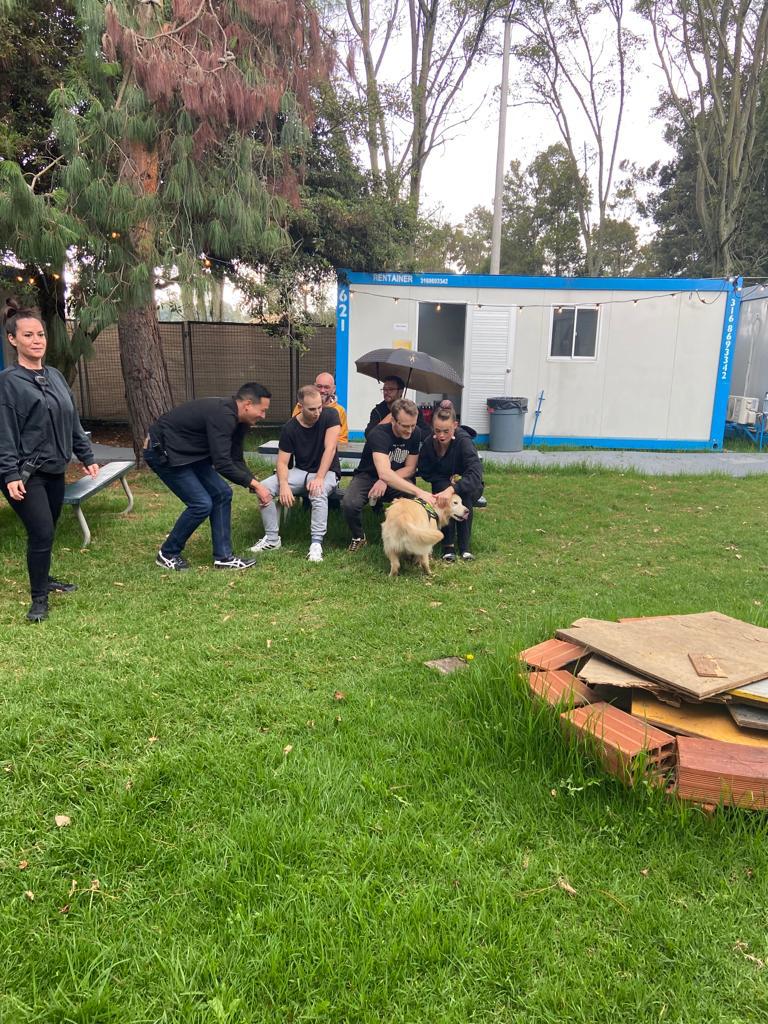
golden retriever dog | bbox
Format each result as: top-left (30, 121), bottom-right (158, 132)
top-left (382, 494), bottom-right (469, 577)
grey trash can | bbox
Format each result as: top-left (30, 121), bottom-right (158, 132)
top-left (487, 396), bottom-right (528, 452)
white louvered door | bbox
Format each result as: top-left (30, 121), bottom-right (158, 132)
top-left (464, 305), bottom-right (516, 432)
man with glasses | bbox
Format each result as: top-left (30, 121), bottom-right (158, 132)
top-left (342, 398), bottom-right (436, 552)
top-left (365, 375), bottom-right (431, 440)
top-left (292, 371), bottom-right (348, 444)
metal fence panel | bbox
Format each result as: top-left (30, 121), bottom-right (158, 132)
top-left (67, 321), bottom-right (335, 424)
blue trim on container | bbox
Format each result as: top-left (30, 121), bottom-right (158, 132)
top-left (523, 435), bottom-right (717, 451)
top-left (709, 280), bottom-right (743, 448)
top-left (339, 269), bottom-right (733, 293)
top-left (335, 279), bottom-right (350, 408)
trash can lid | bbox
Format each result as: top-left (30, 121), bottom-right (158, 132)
top-left (487, 396), bottom-right (528, 411)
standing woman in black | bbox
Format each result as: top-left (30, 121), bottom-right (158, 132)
top-left (0, 303), bottom-right (98, 622)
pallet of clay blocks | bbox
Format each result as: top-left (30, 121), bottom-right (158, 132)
top-left (520, 638), bottom-right (587, 672)
top-left (528, 669), bottom-right (593, 708)
top-left (560, 702), bottom-right (676, 783)
top-left (674, 736), bottom-right (768, 809)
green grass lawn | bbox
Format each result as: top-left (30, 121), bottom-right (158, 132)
top-left (2, 463), bottom-right (768, 1023)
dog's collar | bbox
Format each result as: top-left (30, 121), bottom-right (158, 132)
top-left (413, 496), bottom-right (439, 523)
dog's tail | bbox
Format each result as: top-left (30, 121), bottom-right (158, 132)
top-left (404, 524), bottom-right (445, 547)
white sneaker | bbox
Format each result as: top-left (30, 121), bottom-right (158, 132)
top-left (250, 536), bottom-right (282, 553)
top-left (307, 542), bottom-right (323, 563)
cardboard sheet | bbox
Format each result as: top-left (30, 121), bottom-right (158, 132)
top-left (578, 656), bottom-right (681, 704)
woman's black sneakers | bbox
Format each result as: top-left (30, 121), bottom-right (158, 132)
top-left (47, 578), bottom-right (77, 593)
top-left (27, 597), bottom-right (49, 623)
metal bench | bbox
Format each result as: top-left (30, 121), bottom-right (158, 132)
top-left (63, 460), bottom-right (135, 546)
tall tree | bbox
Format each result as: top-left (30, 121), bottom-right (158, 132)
top-left (0, 0), bottom-right (328, 453)
top-left (510, 0), bottom-right (636, 274)
top-left (339, 0), bottom-right (501, 212)
top-left (452, 144), bottom-right (588, 275)
top-left (639, 0), bottom-right (768, 275)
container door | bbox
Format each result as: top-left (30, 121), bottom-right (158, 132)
top-left (464, 305), bottom-right (516, 433)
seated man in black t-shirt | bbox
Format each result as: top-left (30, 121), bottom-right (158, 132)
top-left (250, 385), bottom-right (341, 563)
top-left (341, 397), bottom-right (436, 552)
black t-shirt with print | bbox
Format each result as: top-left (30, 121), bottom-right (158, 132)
top-left (354, 422), bottom-right (420, 479)
top-left (278, 406), bottom-right (341, 476)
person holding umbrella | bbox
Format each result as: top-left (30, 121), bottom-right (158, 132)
top-left (355, 349), bottom-right (463, 440)
top-left (364, 375), bottom-right (430, 439)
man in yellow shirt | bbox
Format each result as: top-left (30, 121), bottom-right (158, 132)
top-left (292, 372), bottom-right (348, 444)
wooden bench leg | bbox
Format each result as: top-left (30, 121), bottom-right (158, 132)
top-left (120, 475), bottom-right (135, 514)
top-left (73, 504), bottom-right (91, 547)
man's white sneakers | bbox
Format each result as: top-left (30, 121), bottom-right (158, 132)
top-left (250, 536), bottom-right (282, 553)
top-left (307, 542), bottom-right (323, 563)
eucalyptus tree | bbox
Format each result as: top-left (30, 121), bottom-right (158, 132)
top-left (639, 0), bottom-right (768, 275)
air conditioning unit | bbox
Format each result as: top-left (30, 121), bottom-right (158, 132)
top-left (729, 395), bottom-right (760, 425)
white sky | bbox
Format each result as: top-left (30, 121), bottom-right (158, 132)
top-left (415, 12), bottom-right (674, 227)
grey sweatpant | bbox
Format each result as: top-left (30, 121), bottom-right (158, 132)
top-left (258, 468), bottom-right (338, 544)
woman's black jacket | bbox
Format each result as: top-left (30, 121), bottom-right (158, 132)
top-left (0, 365), bottom-right (95, 484)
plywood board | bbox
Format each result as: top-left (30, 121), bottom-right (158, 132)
top-left (728, 702), bottom-right (768, 733)
top-left (729, 678), bottom-right (768, 706)
top-left (632, 692), bottom-right (768, 749)
top-left (687, 653), bottom-right (726, 678)
top-left (557, 613), bottom-right (768, 699)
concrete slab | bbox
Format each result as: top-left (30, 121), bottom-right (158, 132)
top-left (482, 448), bottom-right (768, 477)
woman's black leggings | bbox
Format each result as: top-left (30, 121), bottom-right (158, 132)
top-left (430, 478), bottom-right (476, 553)
top-left (1, 471), bottom-right (65, 600)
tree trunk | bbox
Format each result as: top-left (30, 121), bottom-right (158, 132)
top-left (117, 128), bottom-right (173, 456)
top-left (117, 303), bottom-right (173, 460)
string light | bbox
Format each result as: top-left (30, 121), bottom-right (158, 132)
top-left (15, 275), bottom-right (23, 283)
top-left (110, 231), bottom-right (121, 239)
top-left (435, 304), bottom-right (442, 312)
top-left (52, 272), bottom-right (61, 280)
top-left (347, 288), bottom-right (707, 312)
top-left (28, 277), bottom-right (36, 285)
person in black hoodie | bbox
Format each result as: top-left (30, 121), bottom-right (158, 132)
top-left (417, 403), bottom-right (484, 562)
top-left (0, 303), bottom-right (98, 622)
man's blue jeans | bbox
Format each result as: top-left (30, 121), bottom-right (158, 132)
top-left (145, 451), bottom-right (233, 560)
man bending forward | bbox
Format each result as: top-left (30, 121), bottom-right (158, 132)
top-left (250, 385), bottom-right (341, 562)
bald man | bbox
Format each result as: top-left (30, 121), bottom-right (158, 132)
top-left (292, 372), bottom-right (348, 444)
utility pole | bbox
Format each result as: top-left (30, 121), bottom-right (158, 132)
top-left (490, 12), bottom-right (512, 274)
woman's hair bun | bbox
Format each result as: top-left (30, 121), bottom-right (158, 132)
top-left (2, 299), bottom-right (41, 331)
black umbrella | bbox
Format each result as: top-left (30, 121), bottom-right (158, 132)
top-left (355, 348), bottom-right (463, 394)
